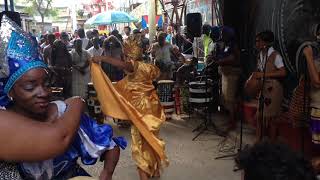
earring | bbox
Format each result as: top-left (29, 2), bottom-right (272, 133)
top-left (8, 95), bottom-right (13, 101)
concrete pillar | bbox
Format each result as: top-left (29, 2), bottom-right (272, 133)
top-left (71, 0), bottom-right (77, 31)
top-left (148, 0), bottom-right (156, 43)
top-left (21, 17), bottom-right (26, 31)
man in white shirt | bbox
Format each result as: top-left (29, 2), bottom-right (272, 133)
top-left (88, 37), bottom-right (103, 57)
top-left (123, 26), bottom-right (131, 40)
top-left (77, 28), bottom-right (92, 50)
top-left (43, 33), bottom-right (56, 65)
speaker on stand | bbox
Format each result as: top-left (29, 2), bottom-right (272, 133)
top-left (186, 13), bottom-right (202, 38)
top-left (186, 12), bottom-right (202, 62)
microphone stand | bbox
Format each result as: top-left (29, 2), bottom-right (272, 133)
top-left (258, 48), bottom-right (269, 141)
top-left (215, 48), bottom-right (269, 161)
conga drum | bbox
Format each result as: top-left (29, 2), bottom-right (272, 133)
top-left (188, 80), bottom-right (215, 108)
top-left (311, 108), bottom-right (320, 145)
top-left (243, 99), bottom-right (258, 128)
top-left (87, 82), bottom-right (103, 123)
top-left (157, 80), bottom-right (175, 120)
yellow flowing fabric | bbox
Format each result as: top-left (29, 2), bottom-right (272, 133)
top-left (91, 62), bottom-right (169, 176)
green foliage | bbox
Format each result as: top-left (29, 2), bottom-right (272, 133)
top-left (22, 0), bottom-right (56, 18)
top-left (77, 9), bottom-right (84, 17)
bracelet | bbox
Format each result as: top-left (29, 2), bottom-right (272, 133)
top-left (71, 96), bottom-right (86, 103)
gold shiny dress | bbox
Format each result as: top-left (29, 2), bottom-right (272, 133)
top-left (91, 60), bottom-right (169, 176)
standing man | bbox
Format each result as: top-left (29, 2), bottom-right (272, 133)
top-left (61, 32), bottom-right (73, 51)
top-left (123, 26), bottom-right (131, 40)
top-left (43, 33), bottom-right (56, 65)
top-left (215, 27), bottom-right (242, 130)
top-left (250, 30), bottom-right (286, 140)
top-left (40, 34), bottom-right (48, 54)
top-left (51, 40), bottom-right (73, 98)
top-left (202, 24), bottom-right (213, 63)
top-left (88, 37), bottom-right (103, 57)
top-left (141, 29), bottom-right (150, 62)
top-left (71, 39), bottom-right (91, 99)
top-left (144, 27), bottom-right (150, 39)
top-left (78, 28), bottom-right (91, 50)
top-left (166, 25), bottom-right (176, 45)
top-left (101, 35), bottom-right (124, 81)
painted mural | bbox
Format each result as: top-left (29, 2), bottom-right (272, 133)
top-left (186, 0), bottom-right (214, 25)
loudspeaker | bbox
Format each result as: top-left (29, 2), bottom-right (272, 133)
top-left (0, 11), bottom-right (21, 27)
top-left (186, 13), bottom-right (202, 37)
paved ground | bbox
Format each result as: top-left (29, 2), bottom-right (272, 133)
top-left (81, 112), bottom-right (255, 180)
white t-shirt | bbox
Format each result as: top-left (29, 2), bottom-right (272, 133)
top-left (87, 47), bottom-right (103, 57)
top-left (257, 47), bottom-right (284, 71)
top-left (81, 38), bottom-right (90, 49)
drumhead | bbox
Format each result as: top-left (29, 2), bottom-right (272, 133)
top-left (158, 80), bottom-right (175, 84)
top-left (160, 101), bottom-right (175, 106)
top-left (189, 87), bottom-right (213, 93)
top-left (189, 97), bottom-right (213, 103)
top-left (68, 177), bottom-right (96, 180)
top-left (189, 81), bottom-right (206, 86)
top-left (189, 80), bottom-right (213, 86)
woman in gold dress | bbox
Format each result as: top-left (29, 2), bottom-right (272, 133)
top-left (91, 34), bottom-right (168, 180)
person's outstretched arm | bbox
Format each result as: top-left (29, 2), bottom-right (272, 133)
top-left (0, 97), bottom-right (84, 162)
top-left (91, 56), bottom-right (134, 73)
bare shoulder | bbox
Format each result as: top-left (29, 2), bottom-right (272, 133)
top-left (46, 103), bottom-right (59, 123)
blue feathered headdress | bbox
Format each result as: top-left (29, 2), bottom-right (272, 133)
top-left (0, 15), bottom-right (47, 107)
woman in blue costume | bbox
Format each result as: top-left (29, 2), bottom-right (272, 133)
top-left (0, 16), bottom-right (86, 180)
top-left (0, 16), bottom-right (127, 180)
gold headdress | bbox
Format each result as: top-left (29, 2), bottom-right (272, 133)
top-left (123, 34), bottom-right (143, 61)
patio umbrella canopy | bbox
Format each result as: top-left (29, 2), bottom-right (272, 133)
top-left (85, 11), bottom-right (138, 26)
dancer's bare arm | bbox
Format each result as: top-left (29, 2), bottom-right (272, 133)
top-left (0, 97), bottom-right (84, 161)
top-left (91, 56), bottom-right (134, 73)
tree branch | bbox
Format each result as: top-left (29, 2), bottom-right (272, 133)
top-left (44, 0), bottom-right (51, 15)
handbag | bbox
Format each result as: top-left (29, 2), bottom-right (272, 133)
top-left (288, 78), bottom-right (310, 127)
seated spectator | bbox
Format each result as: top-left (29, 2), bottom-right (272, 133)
top-left (151, 32), bottom-right (180, 80)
